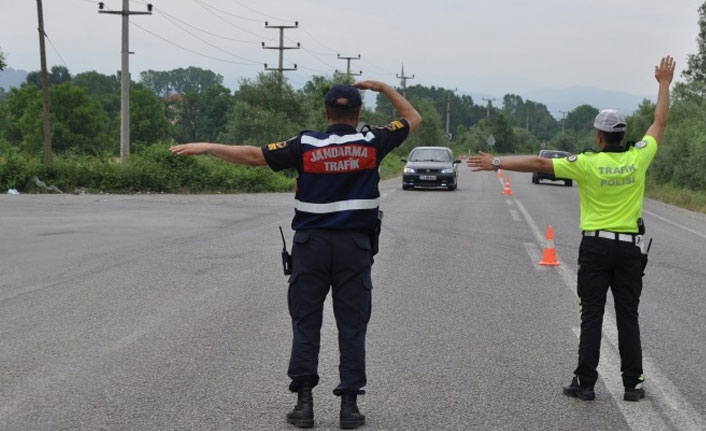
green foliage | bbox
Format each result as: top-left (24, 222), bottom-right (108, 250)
top-left (0, 47), bottom-right (5, 71)
top-left (565, 104), bottom-right (599, 133)
top-left (492, 112), bottom-right (515, 153)
top-left (130, 85), bottom-right (171, 152)
top-left (139, 67), bottom-right (224, 97)
top-left (502, 94), bottom-right (559, 140)
top-left (0, 144), bottom-right (295, 193)
top-left (25, 65), bottom-right (72, 87)
top-left (395, 98), bottom-right (445, 156)
top-left (682, 2), bottom-right (706, 87)
top-left (169, 84), bottom-right (232, 143)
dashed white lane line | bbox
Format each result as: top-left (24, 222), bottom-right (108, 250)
top-left (643, 209), bottom-right (706, 240)
top-left (515, 198), bottom-right (706, 431)
top-left (522, 242), bottom-right (547, 271)
top-left (509, 209), bottom-right (521, 222)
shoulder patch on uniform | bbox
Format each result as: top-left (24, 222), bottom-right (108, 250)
top-left (267, 140), bottom-right (289, 151)
top-left (377, 120), bottom-right (405, 131)
top-left (567, 154), bottom-right (578, 162)
top-left (635, 140), bottom-right (648, 149)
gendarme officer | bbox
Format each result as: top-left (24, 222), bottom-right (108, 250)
top-left (468, 56), bottom-right (675, 402)
top-left (171, 81), bottom-right (421, 428)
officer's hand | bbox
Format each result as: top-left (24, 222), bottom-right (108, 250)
top-left (354, 80), bottom-right (389, 93)
top-left (170, 143), bottom-right (211, 156)
top-left (467, 151), bottom-right (494, 172)
top-left (654, 56), bottom-right (675, 85)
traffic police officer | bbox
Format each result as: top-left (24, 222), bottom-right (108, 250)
top-left (171, 81), bottom-right (421, 428)
top-left (467, 56), bottom-right (675, 402)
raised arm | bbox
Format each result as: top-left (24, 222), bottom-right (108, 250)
top-left (467, 151), bottom-right (554, 174)
top-left (645, 56), bottom-right (676, 145)
top-left (170, 143), bottom-right (267, 166)
top-left (353, 80), bottom-right (422, 132)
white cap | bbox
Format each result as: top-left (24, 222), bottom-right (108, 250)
top-left (593, 109), bottom-right (627, 132)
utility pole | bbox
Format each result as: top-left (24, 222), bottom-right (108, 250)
top-left (396, 64), bottom-right (414, 98)
top-left (262, 22), bottom-right (299, 76)
top-left (99, 1), bottom-right (152, 164)
top-left (36, 0), bottom-right (52, 165)
top-left (445, 88), bottom-right (457, 137)
top-left (482, 98), bottom-right (496, 120)
top-left (559, 110), bottom-right (568, 133)
top-left (335, 54), bottom-right (362, 79)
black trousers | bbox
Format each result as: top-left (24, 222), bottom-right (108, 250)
top-left (575, 236), bottom-right (644, 388)
top-left (286, 229), bottom-right (373, 395)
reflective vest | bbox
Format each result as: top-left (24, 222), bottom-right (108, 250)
top-left (293, 129), bottom-right (380, 231)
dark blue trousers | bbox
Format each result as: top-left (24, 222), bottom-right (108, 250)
top-left (286, 229), bottom-right (373, 395)
top-left (575, 236), bottom-right (644, 388)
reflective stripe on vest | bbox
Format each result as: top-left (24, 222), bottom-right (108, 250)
top-left (295, 198), bottom-right (380, 214)
top-left (300, 132), bottom-right (375, 148)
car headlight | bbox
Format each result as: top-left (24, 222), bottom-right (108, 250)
top-left (441, 168), bottom-right (455, 174)
top-left (403, 167), bottom-right (416, 174)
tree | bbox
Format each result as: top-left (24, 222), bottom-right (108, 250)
top-left (492, 112), bottom-right (515, 153)
top-left (130, 85), bottom-right (171, 152)
top-left (140, 67), bottom-right (224, 97)
top-left (395, 98), bottom-right (444, 156)
top-left (25, 65), bottom-right (72, 88)
top-left (676, 1), bottom-right (706, 99)
top-left (170, 84), bottom-right (232, 143)
top-left (565, 104), bottom-right (599, 133)
top-left (16, 83), bottom-right (110, 155)
top-left (0, 47), bottom-right (6, 71)
top-left (220, 72), bottom-right (304, 145)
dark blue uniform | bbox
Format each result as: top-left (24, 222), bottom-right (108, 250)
top-left (262, 120), bottom-right (410, 395)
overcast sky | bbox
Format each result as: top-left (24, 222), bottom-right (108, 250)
top-left (1, 0), bottom-right (702, 99)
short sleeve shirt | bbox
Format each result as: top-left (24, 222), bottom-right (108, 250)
top-left (552, 135), bottom-right (658, 232)
top-left (261, 119), bottom-right (411, 173)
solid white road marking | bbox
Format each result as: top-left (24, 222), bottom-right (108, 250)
top-left (515, 198), bottom-right (706, 431)
top-left (643, 209), bottom-right (706, 240)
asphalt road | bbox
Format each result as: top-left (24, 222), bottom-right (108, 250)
top-left (1, 167), bottom-right (705, 430)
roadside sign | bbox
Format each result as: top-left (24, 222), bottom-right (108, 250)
top-left (487, 135), bottom-right (496, 147)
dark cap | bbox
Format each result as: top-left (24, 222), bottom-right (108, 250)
top-left (325, 84), bottom-right (362, 109)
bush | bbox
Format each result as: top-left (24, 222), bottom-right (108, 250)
top-left (0, 143), bottom-right (295, 193)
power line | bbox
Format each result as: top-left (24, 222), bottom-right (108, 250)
top-left (194, 1), bottom-right (275, 42)
top-left (149, 5), bottom-right (262, 63)
top-left (133, 0), bottom-right (260, 44)
top-left (262, 22), bottom-right (300, 74)
top-left (396, 64), bottom-right (414, 97)
top-left (336, 54), bottom-right (362, 78)
top-left (44, 34), bottom-right (69, 69)
top-left (195, 0), bottom-right (267, 23)
top-left (299, 28), bottom-right (337, 55)
top-left (130, 20), bottom-right (260, 65)
top-left (227, 0), bottom-right (290, 22)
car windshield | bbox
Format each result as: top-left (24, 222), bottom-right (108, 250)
top-left (540, 150), bottom-right (570, 159)
top-left (410, 149), bottom-right (452, 162)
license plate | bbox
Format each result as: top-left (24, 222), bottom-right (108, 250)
top-left (419, 175), bottom-right (436, 180)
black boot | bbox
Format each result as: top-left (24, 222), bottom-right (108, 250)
top-left (286, 388), bottom-right (314, 428)
top-left (340, 394), bottom-right (365, 429)
top-left (562, 376), bottom-right (595, 401)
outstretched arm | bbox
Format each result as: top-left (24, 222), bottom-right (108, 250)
top-left (645, 55), bottom-right (675, 145)
top-left (170, 143), bottom-right (267, 166)
top-left (354, 80), bottom-right (422, 132)
top-left (467, 151), bottom-right (554, 174)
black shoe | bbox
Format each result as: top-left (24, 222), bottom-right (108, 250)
top-left (340, 394), bottom-right (365, 429)
top-left (624, 385), bottom-right (646, 402)
top-left (286, 388), bottom-right (314, 428)
top-left (562, 376), bottom-right (595, 401)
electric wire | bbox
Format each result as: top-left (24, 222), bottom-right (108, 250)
top-left (226, 0), bottom-right (290, 22)
top-left (194, 0), bottom-right (276, 41)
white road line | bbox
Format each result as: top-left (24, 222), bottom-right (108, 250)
top-left (516, 198), bottom-right (706, 431)
top-left (522, 242), bottom-right (547, 271)
top-left (643, 209), bottom-right (706, 240)
top-left (571, 328), bottom-right (671, 431)
top-left (509, 209), bottom-right (521, 222)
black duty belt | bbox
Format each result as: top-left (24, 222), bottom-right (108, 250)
top-left (582, 230), bottom-right (641, 244)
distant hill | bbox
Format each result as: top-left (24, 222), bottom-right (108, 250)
top-left (0, 67), bottom-right (28, 89)
top-left (522, 86), bottom-right (652, 118)
top-left (466, 86), bottom-right (652, 120)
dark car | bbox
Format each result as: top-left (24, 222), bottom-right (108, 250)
top-left (402, 146), bottom-right (461, 191)
top-left (532, 149), bottom-right (573, 187)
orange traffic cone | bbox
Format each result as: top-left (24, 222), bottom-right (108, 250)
top-left (497, 169), bottom-right (503, 179)
top-left (502, 177), bottom-right (513, 195)
top-left (539, 225), bottom-right (560, 266)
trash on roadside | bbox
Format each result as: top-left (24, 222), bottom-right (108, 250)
top-left (29, 176), bottom-right (63, 194)
top-left (7, 189), bottom-right (20, 195)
